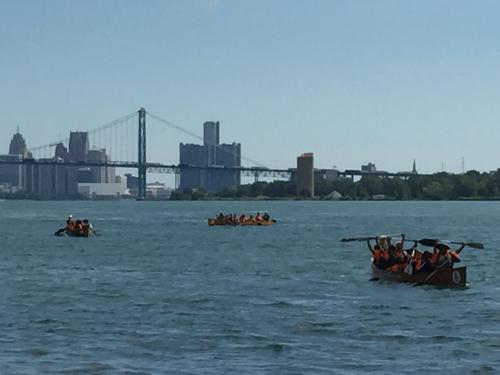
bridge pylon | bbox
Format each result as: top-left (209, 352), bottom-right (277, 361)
top-left (137, 107), bottom-right (147, 200)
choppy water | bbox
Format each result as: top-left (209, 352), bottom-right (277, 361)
top-left (1, 200), bottom-right (499, 374)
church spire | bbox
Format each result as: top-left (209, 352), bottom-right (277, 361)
top-left (412, 159), bottom-right (417, 174)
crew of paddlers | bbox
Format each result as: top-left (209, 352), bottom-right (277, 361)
top-left (367, 235), bottom-right (464, 274)
top-left (211, 211), bottom-right (272, 225)
top-left (63, 215), bottom-right (93, 236)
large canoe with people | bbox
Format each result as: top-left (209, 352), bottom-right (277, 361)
top-left (341, 234), bottom-right (484, 287)
top-left (208, 212), bottom-right (276, 226)
top-left (208, 218), bottom-right (275, 226)
top-left (54, 216), bottom-right (95, 237)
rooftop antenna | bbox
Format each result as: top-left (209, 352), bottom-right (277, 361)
top-left (16, 125), bottom-right (20, 134)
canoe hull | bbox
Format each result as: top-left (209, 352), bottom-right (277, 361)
top-left (66, 229), bottom-right (92, 237)
top-left (371, 264), bottom-right (467, 287)
top-left (208, 218), bottom-right (274, 226)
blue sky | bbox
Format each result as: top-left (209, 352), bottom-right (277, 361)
top-left (1, 0), bottom-right (500, 176)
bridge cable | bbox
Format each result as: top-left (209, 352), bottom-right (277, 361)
top-left (146, 111), bottom-right (268, 169)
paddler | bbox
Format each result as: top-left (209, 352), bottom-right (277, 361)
top-left (431, 242), bottom-right (465, 268)
top-left (66, 215), bottom-right (73, 230)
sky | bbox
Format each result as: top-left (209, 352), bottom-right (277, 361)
top-left (2, 0), bottom-right (500, 179)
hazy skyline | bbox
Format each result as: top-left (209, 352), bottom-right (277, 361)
top-left (2, 0), bottom-right (500, 175)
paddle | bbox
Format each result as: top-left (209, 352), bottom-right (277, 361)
top-left (341, 234), bottom-right (402, 242)
top-left (54, 228), bottom-right (66, 236)
top-left (403, 249), bottom-right (415, 275)
top-left (417, 238), bottom-right (484, 249)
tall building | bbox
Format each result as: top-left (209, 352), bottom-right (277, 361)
top-left (297, 153), bottom-right (314, 197)
top-left (69, 132), bottom-right (89, 162)
top-left (214, 143), bottom-right (241, 190)
top-left (179, 121), bottom-right (241, 192)
top-left (0, 129), bottom-right (29, 188)
top-left (179, 143), bottom-right (206, 189)
top-left (55, 143), bottom-right (69, 161)
top-left (9, 128), bottom-right (29, 157)
top-left (204, 121), bottom-right (220, 166)
top-left (87, 149), bottom-right (107, 183)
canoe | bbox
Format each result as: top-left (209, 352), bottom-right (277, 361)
top-left (207, 218), bottom-right (275, 226)
top-left (371, 264), bottom-right (467, 287)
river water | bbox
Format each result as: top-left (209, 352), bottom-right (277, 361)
top-left (1, 200), bottom-right (499, 374)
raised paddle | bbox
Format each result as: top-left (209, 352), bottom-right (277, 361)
top-left (341, 234), bottom-right (402, 242)
top-left (54, 228), bottom-right (66, 236)
top-left (417, 238), bottom-right (484, 249)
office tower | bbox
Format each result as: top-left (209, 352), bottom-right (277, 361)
top-left (179, 143), bottom-right (206, 189)
top-left (68, 132), bottom-right (89, 162)
top-left (55, 143), bottom-right (69, 161)
top-left (179, 121), bottom-right (241, 192)
top-left (87, 149), bottom-right (107, 183)
top-left (297, 153), bottom-right (314, 197)
top-left (204, 121), bottom-right (220, 167)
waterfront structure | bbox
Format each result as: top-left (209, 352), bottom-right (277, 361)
top-left (0, 154), bottom-right (24, 188)
top-left (361, 162), bottom-right (377, 172)
top-left (23, 159), bottom-right (79, 199)
top-left (179, 121), bottom-right (241, 192)
top-left (146, 181), bottom-right (172, 199)
top-left (78, 175), bottom-right (128, 199)
top-left (296, 153), bottom-right (314, 197)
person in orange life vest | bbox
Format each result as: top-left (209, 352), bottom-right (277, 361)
top-left (367, 239), bottom-right (388, 269)
top-left (393, 235), bottom-right (409, 264)
top-left (377, 236), bottom-right (390, 251)
top-left (432, 242), bottom-right (465, 268)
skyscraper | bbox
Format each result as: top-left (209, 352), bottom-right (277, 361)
top-left (69, 132), bottom-right (89, 162)
top-left (0, 129), bottom-right (28, 187)
top-left (9, 128), bottom-right (28, 157)
top-left (55, 143), bottom-right (69, 161)
top-left (297, 153), bottom-right (314, 197)
top-left (204, 121), bottom-right (220, 167)
top-left (179, 121), bottom-right (241, 192)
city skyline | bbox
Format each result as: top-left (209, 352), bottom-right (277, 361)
top-left (2, 1), bottom-right (500, 174)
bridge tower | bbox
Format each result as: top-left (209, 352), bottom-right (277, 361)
top-left (137, 107), bottom-right (147, 200)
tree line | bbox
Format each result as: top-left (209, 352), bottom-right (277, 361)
top-left (170, 169), bottom-right (500, 200)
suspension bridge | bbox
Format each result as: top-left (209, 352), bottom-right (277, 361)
top-left (1, 108), bottom-right (292, 199)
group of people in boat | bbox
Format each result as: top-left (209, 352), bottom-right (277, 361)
top-left (65, 215), bottom-right (93, 235)
top-left (367, 235), bottom-right (465, 274)
top-left (213, 212), bottom-right (271, 225)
